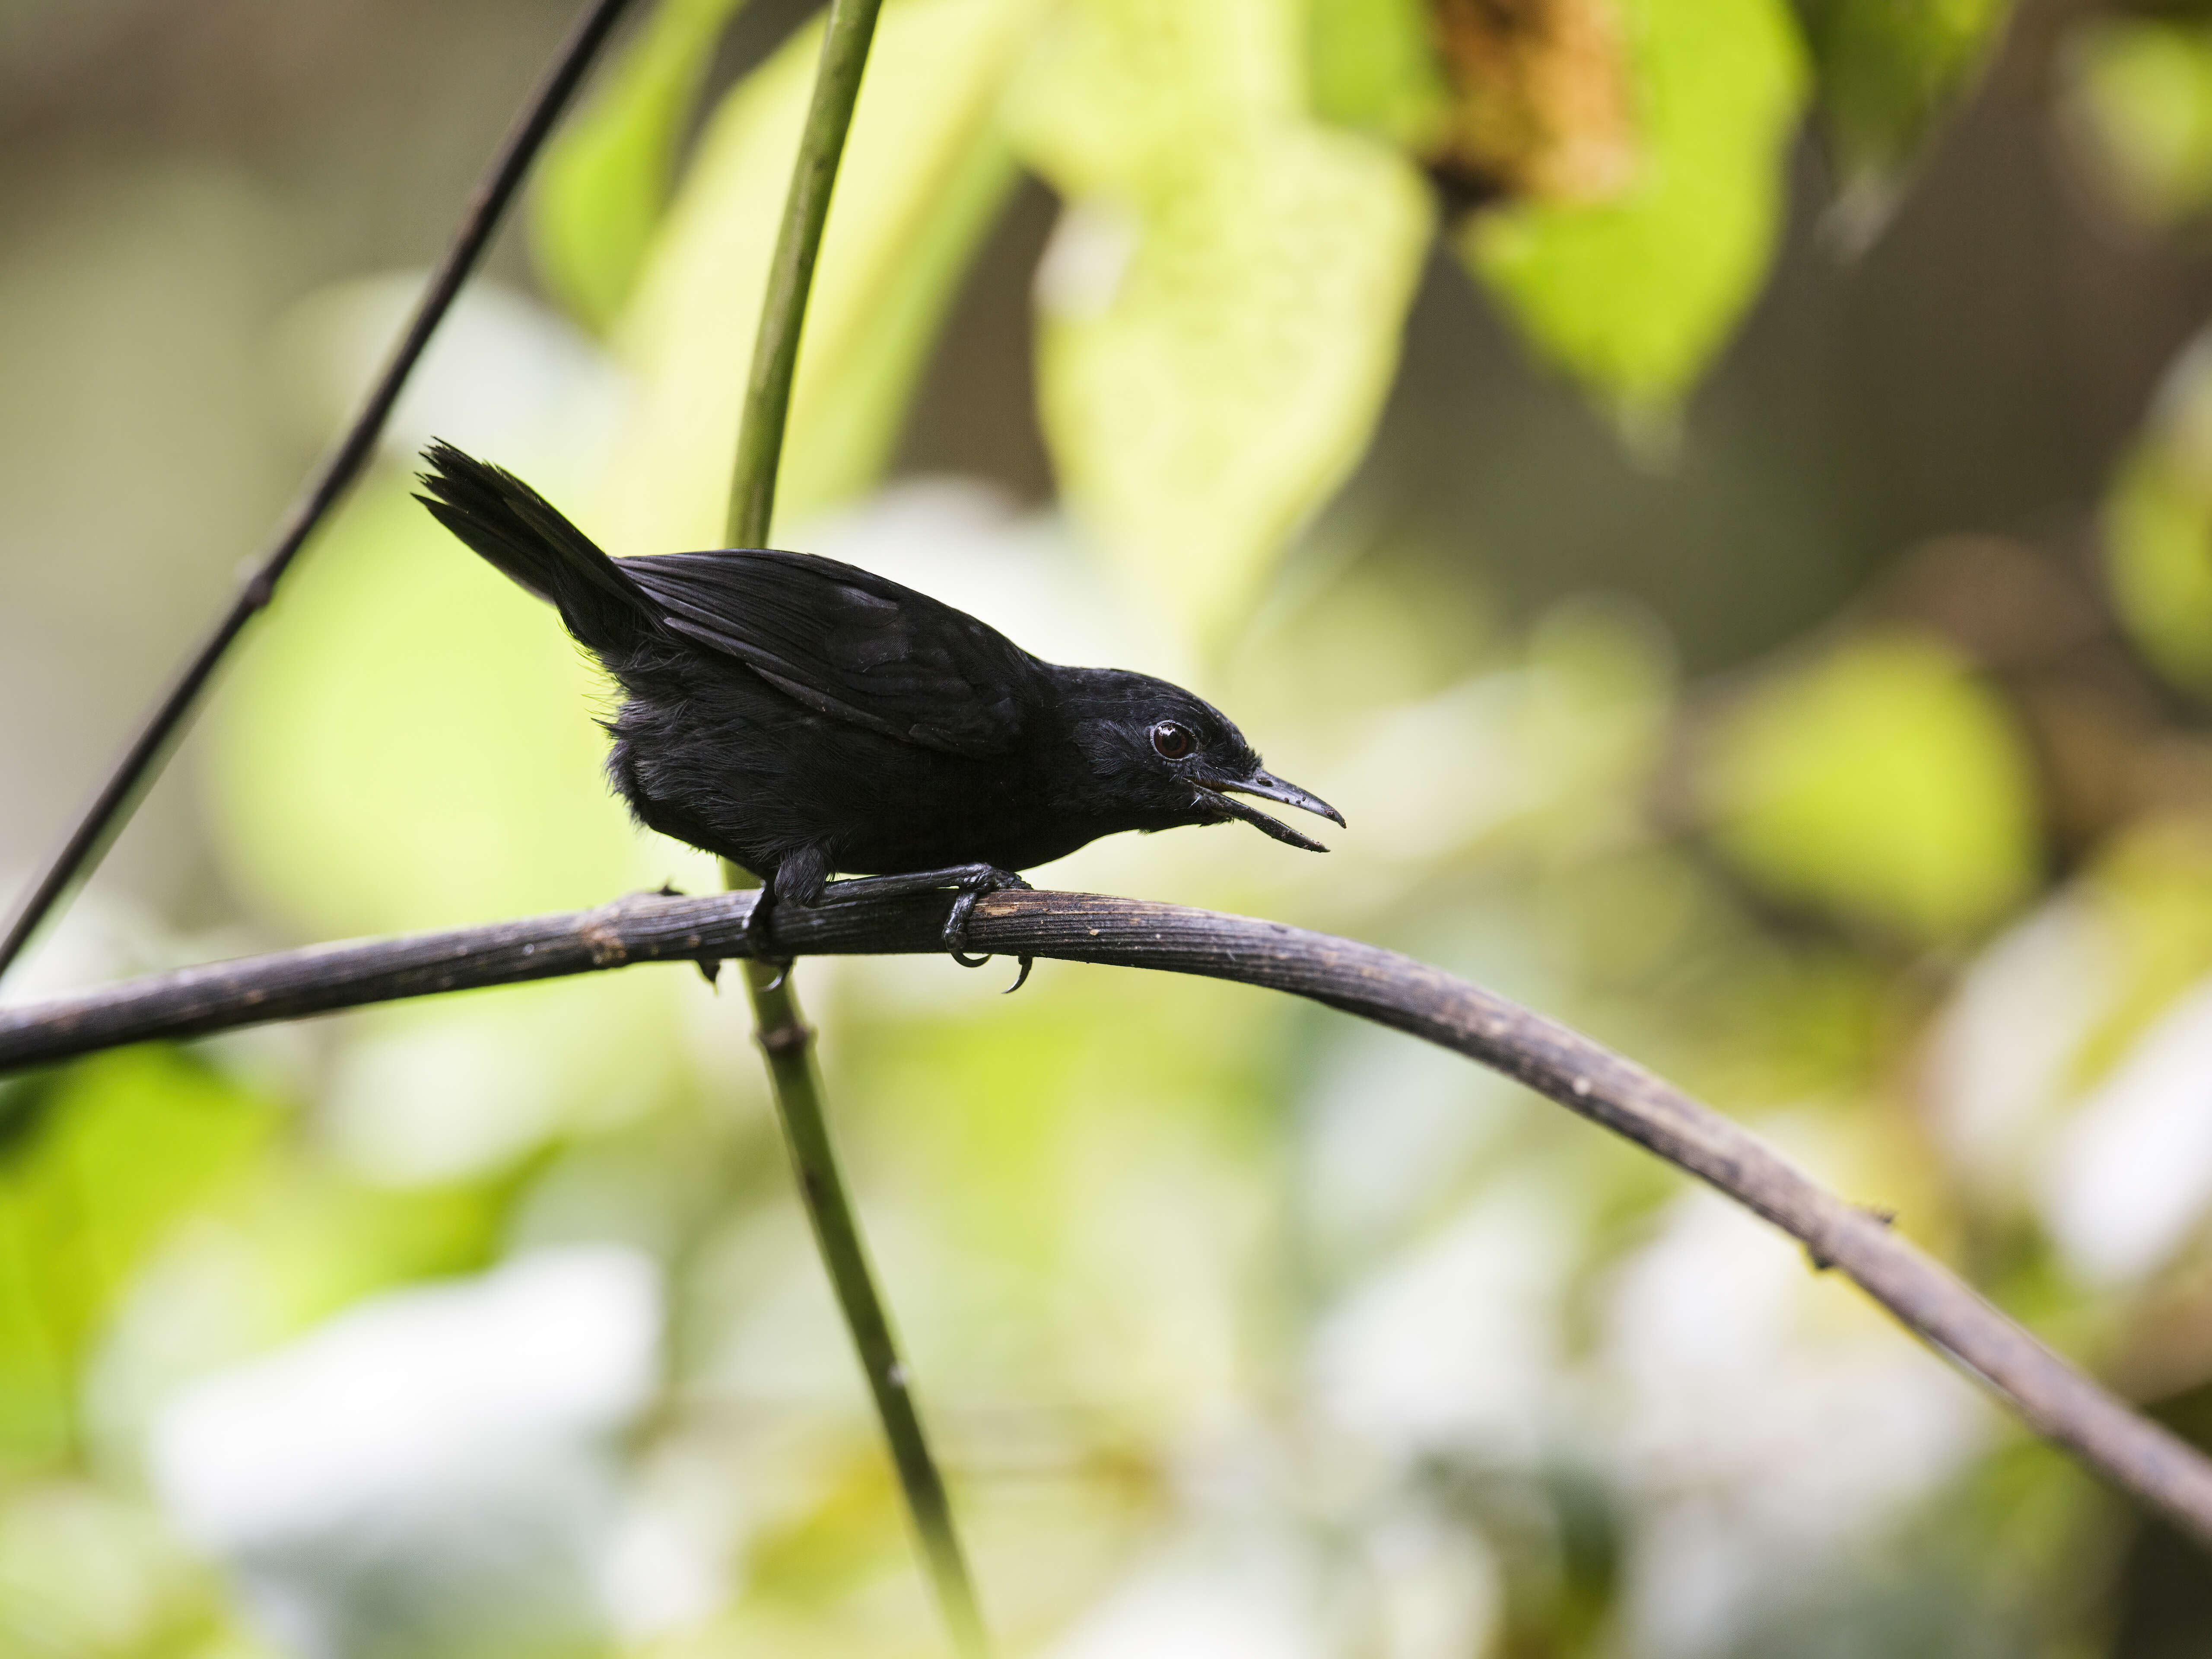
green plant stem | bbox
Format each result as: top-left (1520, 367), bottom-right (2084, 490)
top-left (726, 0), bottom-right (885, 548)
top-left (718, 0), bottom-right (989, 1650)
top-left (730, 882), bottom-right (988, 1654)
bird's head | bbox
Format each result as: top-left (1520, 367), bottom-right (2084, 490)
top-left (1058, 670), bottom-right (1344, 851)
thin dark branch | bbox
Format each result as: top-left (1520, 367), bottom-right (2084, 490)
top-left (0, 0), bottom-right (642, 983)
top-left (5, 885), bottom-right (2211, 1551)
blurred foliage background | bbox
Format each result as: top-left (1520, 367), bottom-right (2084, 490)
top-left (13, 0), bottom-right (2212, 1652)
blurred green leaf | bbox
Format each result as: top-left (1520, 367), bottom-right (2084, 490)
top-left (600, 0), bottom-right (1031, 554)
top-left (1307, 0), bottom-right (1452, 147)
top-left (203, 483), bottom-right (698, 1166)
top-left (530, 0), bottom-right (749, 334)
top-left (1701, 632), bottom-right (2040, 943)
top-left (0, 1483), bottom-right (254, 1659)
top-left (1797, 0), bottom-right (2013, 234)
top-left (199, 1154), bottom-right (524, 1343)
top-left (1458, 0), bottom-right (1807, 425)
top-left (2105, 446), bottom-right (2212, 696)
top-left (1008, 0), bottom-right (1434, 642)
top-left (0, 1050), bottom-right (277, 1468)
top-left (207, 486), bottom-right (651, 938)
top-left (2062, 17), bottom-right (2212, 227)
top-left (2104, 334), bottom-right (2212, 695)
top-left (852, 970), bottom-right (1284, 1426)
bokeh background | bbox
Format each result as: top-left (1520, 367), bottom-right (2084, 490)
top-left (10, 0), bottom-right (2212, 1652)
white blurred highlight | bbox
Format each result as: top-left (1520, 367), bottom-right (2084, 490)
top-left (1035, 200), bottom-right (1138, 321)
top-left (2042, 975), bottom-right (2212, 1284)
top-left (268, 272), bottom-right (627, 478)
top-left (1925, 894), bottom-right (2112, 1193)
top-left (1311, 1187), bottom-right (1575, 1464)
top-left (1602, 1191), bottom-right (1987, 1656)
top-left (1043, 1536), bottom-right (1326, 1659)
top-left (150, 1245), bottom-right (670, 1659)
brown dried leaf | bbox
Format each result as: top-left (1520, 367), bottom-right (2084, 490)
top-left (1427, 0), bottom-right (1637, 205)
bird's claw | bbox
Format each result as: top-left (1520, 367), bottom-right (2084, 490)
top-left (949, 947), bottom-right (1033, 993)
top-left (744, 887), bottom-right (792, 986)
top-left (941, 871), bottom-right (1034, 993)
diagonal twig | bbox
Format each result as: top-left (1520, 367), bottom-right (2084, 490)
top-left (4, 885), bottom-right (2212, 1552)
top-left (0, 0), bottom-right (643, 982)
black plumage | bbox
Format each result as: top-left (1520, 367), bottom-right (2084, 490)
top-left (414, 442), bottom-right (1341, 968)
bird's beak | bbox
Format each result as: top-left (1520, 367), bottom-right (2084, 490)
top-left (1193, 768), bottom-right (1345, 853)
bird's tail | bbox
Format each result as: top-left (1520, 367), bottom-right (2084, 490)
top-left (415, 441), bottom-right (655, 656)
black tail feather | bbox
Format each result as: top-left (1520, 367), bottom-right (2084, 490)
top-left (416, 441), bottom-right (652, 654)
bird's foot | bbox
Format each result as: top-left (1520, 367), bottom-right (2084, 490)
top-left (820, 864), bottom-right (1035, 992)
top-left (943, 869), bottom-right (1034, 993)
top-left (744, 885), bottom-right (792, 991)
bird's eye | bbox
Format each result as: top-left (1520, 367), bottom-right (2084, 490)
top-left (1150, 721), bottom-right (1197, 760)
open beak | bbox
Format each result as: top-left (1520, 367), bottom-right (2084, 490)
top-left (1193, 769), bottom-right (1345, 853)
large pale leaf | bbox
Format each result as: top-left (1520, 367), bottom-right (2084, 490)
top-left (601, 0), bottom-right (1033, 555)
top-left (1008, 0), bottom-right (1434, 642)
top-left (1459, 0), bottom-right (1807, 423)
top-left (1307, 0), bottom-right (1452, 148)
top-left (1700, 632), bottom-right (2040, 944)
top-left (531, 0), bottom-right (750, 334)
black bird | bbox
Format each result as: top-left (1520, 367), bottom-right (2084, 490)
top-left (414, 442), bottom-right (1343, 988)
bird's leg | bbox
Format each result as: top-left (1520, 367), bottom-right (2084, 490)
top-left (735, 846), bottom-right (821, 991)
top-left (819, 865), bottom-right (1035, 992)
top-left (734, 846), bottom-right (832, 993)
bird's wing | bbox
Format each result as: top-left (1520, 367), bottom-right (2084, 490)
top-left (618, 549), bottom-right (1038, 758)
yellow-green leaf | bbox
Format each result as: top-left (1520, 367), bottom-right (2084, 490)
top-left (2105, 446), bottom-right (2212, 696)
top-left (1701, 632), bottom-right (2040, 943)
top-left (600, 0), bottom-right (1033, 554)
top-left (1008, 0), bottom-right (1434, 642)
top-left (2060, 17), bottom-right (2212, 227)
top-left (2103, 329), bottom-right (2212, 694)
top-left (531, 0), bottom-right (749, 334)
top-left (1459, 0), bottom-right (1807, 422)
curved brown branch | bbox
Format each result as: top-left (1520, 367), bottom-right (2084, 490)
top-left (4, 885), bottom-right (2209, 1548)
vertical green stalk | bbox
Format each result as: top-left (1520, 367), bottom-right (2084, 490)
top-left (729, 869), bottom-right (988, 1653)
top-left (721, 1), bottom-right (989, 1652)
top-left (725, 0), bottom-right (880, 548)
